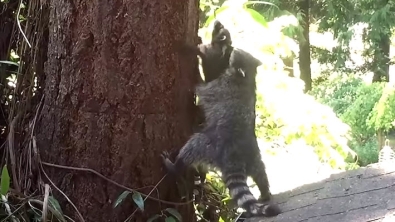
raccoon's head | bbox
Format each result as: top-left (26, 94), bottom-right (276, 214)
top-left (211, 20), bottom-right (232, 48)
top-left (229, 48), bottom-right (262, 79)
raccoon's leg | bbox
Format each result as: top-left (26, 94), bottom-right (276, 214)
top-left (197, 164), bottom-right (208, 184)
top-left (222, 161), bottom-right (280, 217)
top-left (161, 132), bottom-right (212, 177)
top-left (247, 157), bottom-right (271, 202)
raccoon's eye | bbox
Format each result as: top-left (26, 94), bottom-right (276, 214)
top-left (218, 35), bottom-right (226, 41)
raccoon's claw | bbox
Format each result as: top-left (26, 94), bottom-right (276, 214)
top-left (161, 151), bottom-right (178, 177)
top-left (160, 151), bottom-right (171, 161)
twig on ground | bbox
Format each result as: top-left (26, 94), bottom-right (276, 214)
top-left (28, 199), bottom-right (67, 222)
top-left (41, 161), bottom-right (194, 206)
top-left (124, 175), bottom-right (167, 222)
top-left (40, 164), bottom-right (86, 222)
top-left (42, 184), bottom-right (50, 222)
top-left (7, 114), bottom-right (21, 192)
top-left (16, 0), bottom-right (32, 48)
top-left (1, 194), bottom-right (18, 222)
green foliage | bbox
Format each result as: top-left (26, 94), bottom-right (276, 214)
top-left (367, 83), bottom-right (395, 132)
top-left (195, 171), bottom-right (240, 221)
top-left (113, 190), bottom-right (131, 208)
top-left (349, 139), bottom-right (378, 166)
top-left (256, 73), bottom-right (355, 169)
top-left (0, 165), bottom-right (10, 195)
top-left (341, 82), bottom-right (385, 142)
top-left (311, 74), bottom-right (364, 116)
top-left (310, 74), bottom-right (385, 166)
top-left (132, 192), bottom-right (145, 211)
top-left (315, 0), bottom-right (395, 80)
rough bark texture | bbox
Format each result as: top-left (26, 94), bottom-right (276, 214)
top-left (36, 0), bottom-right (199, 221)
top-left (298, 0), bottom-right (312, 93)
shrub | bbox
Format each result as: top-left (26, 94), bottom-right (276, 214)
top-left (367, 82), bottom-right (395, 132)
top-left (310, 74), bottom-right (385, 166)
top-left (255, 71), bottom-right (355, 169)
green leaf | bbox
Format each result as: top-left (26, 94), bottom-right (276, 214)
top-left (48, 196), bottom-right (67, 222)
top-left (245, 8), bottom-right (268, 28)
top-left (132, 191), bottom-right (145, 211)
top-left (165, 208), bottom-right (182, 221)
top-left (0, 165), bottom-right (10, 195)
top-left (165, 216), bottom-right (177, 222)
top-left (0, 60), bottom-right (19, 67)
top-left (244, 1), bottom-right (279, 9)
top-left (113, 191), bottom-right (131, 208)
top-left (147, 214), bottom-right (161, 222)
top-left (204, 6), bottom-right (230, 27)
top-left (48, 196), bottom-right (64, 214)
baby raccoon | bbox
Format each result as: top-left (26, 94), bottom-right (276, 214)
top-left (181, 20), bottom-right (234, 83)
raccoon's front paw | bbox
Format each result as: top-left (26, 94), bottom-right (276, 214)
top-left (160, 151), bottom-right (177, 176)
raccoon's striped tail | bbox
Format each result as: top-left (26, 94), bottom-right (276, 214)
top-left (224, 172), bottom-right (281, 217)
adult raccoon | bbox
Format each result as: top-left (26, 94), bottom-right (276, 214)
top-left (162, 47), bottom-right (281, 217)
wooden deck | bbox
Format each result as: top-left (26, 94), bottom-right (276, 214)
top-left (243, 163), bottom-right (395, 222)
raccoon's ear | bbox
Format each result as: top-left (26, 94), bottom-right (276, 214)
top-left (252, 57), bottom-right (262, 68)
top-left (213, 20), bottom-right (224, 32)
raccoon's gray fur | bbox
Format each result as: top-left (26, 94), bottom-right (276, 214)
top-left (181, 20), bottom-right (233, 83)
top-left (162, 48), bottom-right (281, 217)
top-left (183, 20), bottom-right (235, 138)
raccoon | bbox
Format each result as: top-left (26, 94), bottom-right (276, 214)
top-left (182, 20), bottom-right (236, 145)
top-left (181, 20), bottom-right (234, 83)
top-left (162, 48), bottom-right (281, 217)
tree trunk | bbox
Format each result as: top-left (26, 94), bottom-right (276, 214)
top-left (372, 33), bottom-right (390, 82)
top-left (298, 0), bottom-right (312, 92)
top-left (36, 0), bottom-right (199, 221)
top-left (281, 56), bottom-right (295, 77)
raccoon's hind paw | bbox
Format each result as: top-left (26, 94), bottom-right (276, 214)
top-left (258, 192), bottom-right (272, 202)
top-left (160, 151), bottom-right (178, 176)
top-left (263, 203), bottom-right (281, 217)
top-left (247, 203), bottom-right (281, 218)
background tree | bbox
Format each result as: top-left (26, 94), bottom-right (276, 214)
top-left (250, 0), bottom-right (312, 91)
top-left (34, 0), bottom-right (200, 221)
top-left (317, 0), bottom-right (395, 83)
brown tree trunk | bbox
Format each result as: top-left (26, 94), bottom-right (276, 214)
top-left (298, 0), bottom-right (312, 92)
top-left (36, 0), bottom-right (199, 221)
top-left (372, 33), bottom-right (390, 82)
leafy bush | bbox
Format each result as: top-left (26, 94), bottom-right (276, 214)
top-left (368, 82), bottom-right (395, 132)
top-left (310, 74), bottom-right (385, 166)
top-left (310, 74), bottom-right (365, 116)
top-left (255, 71), bottom-right (355, 169)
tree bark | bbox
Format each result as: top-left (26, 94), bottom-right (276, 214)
top-left (372, 33), bottom-right (390, 82)
top-left (298, 0), bottom-right (312, 92)
top-left (36, 0), bottom-right (199, 221)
